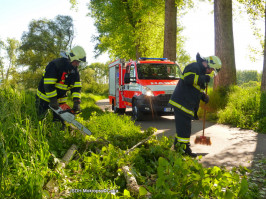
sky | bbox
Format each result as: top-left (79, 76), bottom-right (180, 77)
top-left (0, 0), bottom-right (264, 72)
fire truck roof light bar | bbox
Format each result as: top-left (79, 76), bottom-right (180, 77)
top-left (139, 57), bottom-right (168, 61)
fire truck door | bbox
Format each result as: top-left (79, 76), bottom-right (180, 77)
top-left (115, 65), bottom-right (120, 107)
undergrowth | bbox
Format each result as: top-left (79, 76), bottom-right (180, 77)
top-left (0, 85), bottom-right (263, 198)
top-left (198, 82), bottom-right (266, 134)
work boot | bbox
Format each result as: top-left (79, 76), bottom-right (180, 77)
top-left (184, 143), bottom-right (197, 158)
top-left (174, 142), bottom-right (197, 158)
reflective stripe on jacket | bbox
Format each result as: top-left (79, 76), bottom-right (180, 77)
top-left (37, 57), bottom-right (81, 102)
top-left (169, 62), bottom-right (207, 119)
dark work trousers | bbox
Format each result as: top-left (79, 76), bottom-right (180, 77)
top-left (173, 108), bottom-right (192, 146)
top-left (35, 95), bottom-right (63, 123)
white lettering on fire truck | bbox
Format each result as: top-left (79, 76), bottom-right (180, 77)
top-left (151, 82), bottom-right (175, 85)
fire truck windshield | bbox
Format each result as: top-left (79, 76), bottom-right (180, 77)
top-left (137, 63), bottom-right (180, 80)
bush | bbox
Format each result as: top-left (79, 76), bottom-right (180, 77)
top-left (198, 86), bottom-right (233, 121)
top-left (236, 70), bottom-right (261, 85)
top-left (217, 84), bottom-right (265, 133)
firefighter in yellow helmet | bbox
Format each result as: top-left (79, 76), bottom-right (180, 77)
top-left (169, 53), bottom-right (222, 157)
top-left (36, 46), bottom-right (86, 121)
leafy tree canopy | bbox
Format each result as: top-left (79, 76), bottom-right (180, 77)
top-left (18, 15), bottom-right (74, 72)
top-left (89, 0), bottom-right (165, 60)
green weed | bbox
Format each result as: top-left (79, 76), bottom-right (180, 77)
top-left (0, 85), bottom-right (262, 198)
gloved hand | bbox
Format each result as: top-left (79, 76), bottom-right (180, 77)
top-left (205, 75), bottom-right (211, 83)
top-left (73, 99), bottom-right (81, 112)
top-left (49, 97), bottom-right (59, 109)
top-left (201, 93), bottom-right (209, 104)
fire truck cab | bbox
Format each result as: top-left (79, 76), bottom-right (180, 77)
top-left (109, 57), bottom-right (182, 120)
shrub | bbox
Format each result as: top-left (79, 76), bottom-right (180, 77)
top-left (198, 86), bottom-right (233, 121)
top-left (217, 84), bottom-right (264, 132)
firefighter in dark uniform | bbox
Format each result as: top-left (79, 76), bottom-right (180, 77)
top-left (36, 46), bottom-right (86, 121)
top-left (169, 53), bottom-right (222, 157)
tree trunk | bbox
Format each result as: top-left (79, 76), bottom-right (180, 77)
top-left (213, 0), bottom-right (236, 89)
top-left (261, 2), bottom-right (266, 92)
top-left (163, 0), bottom-right (177, 61)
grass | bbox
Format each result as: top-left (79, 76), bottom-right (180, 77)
top-left (0, 84), bottom-right (264, 198)
top-left (198, 82), bottom-right (266, 134)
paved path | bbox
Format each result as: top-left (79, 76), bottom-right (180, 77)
top-left (96, 99), bottom-right (266, 168)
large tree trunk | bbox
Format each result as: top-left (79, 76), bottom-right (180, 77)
top-left (213, 0), bottom-right (236, 88)
top-left (261, 2), bottom-right (266, 92)
top-left (163, 0), bottom-right (177, 61)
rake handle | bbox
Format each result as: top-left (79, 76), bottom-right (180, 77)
top-left (202, 83), bottom-right (208, 136)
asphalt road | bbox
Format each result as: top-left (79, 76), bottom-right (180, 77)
top-left (96, 99), bottom-right (266, 168)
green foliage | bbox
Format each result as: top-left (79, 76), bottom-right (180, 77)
top-left (198, 86), bottom-right (232, 121)
top-left (80, 62), bottom-right (109, 94)
top-left (89, 0), bottom-right (165, 59)
top-left (0, 84), bottom-right (263, 198)
top-left (152, 156), bottom-right (249, 198)
top-left (0, 85), bottom-right (83, 198)
top-left (258, 92), bottom-right (266, 132)
top-left (0, 38), bottom-right (20, 85)
top-left (217, 84), bottom-right (266, 133)
top-left (19, 68), bottom-right (43, 89)
top-left (89, 0), bottom-right (191, 63)
top-left (236, 70), bottom-right (261, 85)
top-left (87, 112), bottom-right (152, 150)
top-left (18, 15), bottom-right (74, 72)
top-left (79, 92), bottom-right (107, 120)
top-left (124, 136), bottom-right (258, 199)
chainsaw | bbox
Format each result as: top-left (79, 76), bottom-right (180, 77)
top-left (49, 103), bottom-right (92, 136)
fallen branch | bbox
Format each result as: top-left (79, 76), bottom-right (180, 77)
top-left (122, 165), bottom-right (152, 198)
top-left (122, 134), bottom-right (156, 198)
top-left (125, 134), bottom-right (154, 155)
top-left (45, 144), bottom-right (78, 194)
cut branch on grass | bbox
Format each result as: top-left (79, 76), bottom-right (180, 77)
top-left (45, 144), bottom-right (78, 194)
top-left (122, 165), bottom-right (152, 198)
top-left (125, 134), bottom-right (154, 155)
top-left (121, 134), bottom-right (155, 198)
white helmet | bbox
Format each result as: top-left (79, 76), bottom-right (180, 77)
top-left (66, 46), bottom-right (86, 62)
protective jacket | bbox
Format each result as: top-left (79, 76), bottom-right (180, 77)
top-left (37, 57), bottom-right (81, 103)
top-left (169, 61), bottom-right (208, 119)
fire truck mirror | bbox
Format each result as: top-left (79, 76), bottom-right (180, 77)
top-left (124, 73), bottom-right (130, 84)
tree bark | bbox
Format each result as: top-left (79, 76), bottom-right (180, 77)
top-left (261, 2), bottom-right (266, 92)
top-left (214, 0), bottom-right (236, 89)
top-left (163, 0), bottom-right (177, 61)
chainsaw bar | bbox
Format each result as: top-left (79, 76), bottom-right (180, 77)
top-left (49, 106), bottom-right (92, 135)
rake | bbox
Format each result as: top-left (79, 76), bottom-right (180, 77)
top-left (194, 83), bottom-right (211, 145)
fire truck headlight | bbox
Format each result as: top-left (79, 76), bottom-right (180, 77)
top-left (146, 90), bottom-right (153, 96)
top-left (142, 86), bottom-right (154, 97)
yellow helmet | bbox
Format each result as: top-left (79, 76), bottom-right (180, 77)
top-left (204, 56), bottom-right (222, 73)
top-left (66, 46), bottom-right (86, 62)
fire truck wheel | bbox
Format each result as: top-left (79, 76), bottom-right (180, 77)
top-left (114, 106), bottom-right (125, 114)
top-left (132, 100), bottom-right (143, 121)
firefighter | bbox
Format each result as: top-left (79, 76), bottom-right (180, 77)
top-left (169, 53), bottom-right (222, 157)
top-left (36, 45), bottom-right (86, 121)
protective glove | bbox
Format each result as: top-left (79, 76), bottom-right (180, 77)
top-left (194, 110), bottom-right (199, 120)
top-left (201, 93), bottom-right (209, 104)
top-left (73, 98), bottom-right (81, 112)
top-left (49, 97), bottom-right (59, 109)
top-left (205, 75), bottom-right (210, 83)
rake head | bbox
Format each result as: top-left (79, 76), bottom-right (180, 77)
top-left (194, 135), bottom-right (211, 146)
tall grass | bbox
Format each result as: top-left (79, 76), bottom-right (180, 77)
top-left (0, 85), bottom-right (50, 198)
top-left (216, 83), bottom-right (265, 133)
top-left (197, 82), bottom-right (266, 133)
top-left (0, 85), bottom-right (82, 198)
top-left (0, 85), bottom-right (262, 198)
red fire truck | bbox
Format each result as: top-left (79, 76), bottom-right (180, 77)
top-left (108, 57), bottom-right (182, 120)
